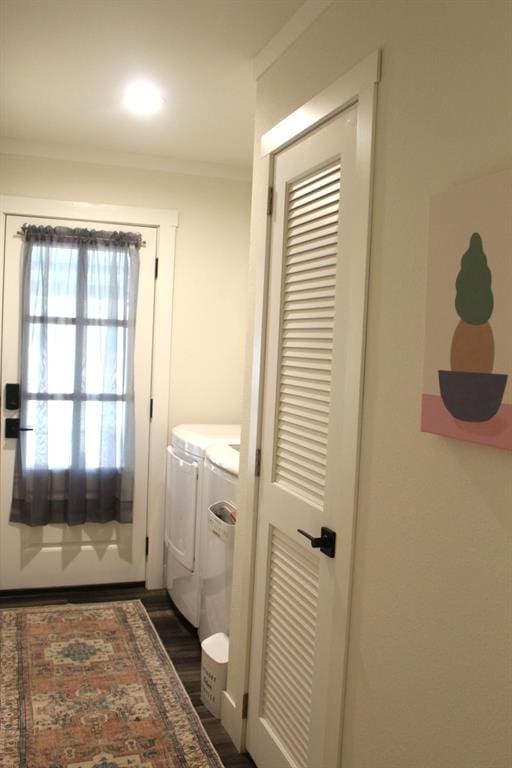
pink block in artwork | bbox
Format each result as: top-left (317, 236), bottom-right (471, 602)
top-left (421, 394), bottom-right (512, 451)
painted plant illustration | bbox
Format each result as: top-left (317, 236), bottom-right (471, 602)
top-left (421, 169), bottom-right (511, 451)
top-left (438, 232), bottom-right (508, 422)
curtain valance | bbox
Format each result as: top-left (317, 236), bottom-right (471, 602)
top-left (19, 224), bottom-right (144, 249)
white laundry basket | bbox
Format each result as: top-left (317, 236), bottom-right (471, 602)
top-left (201, 632), bottom-right (229, 717)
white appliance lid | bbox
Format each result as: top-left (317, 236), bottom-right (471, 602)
top-left (171, 424), bottom-right (241, 459)
top-left (205, 443), bottom-right (240, 477)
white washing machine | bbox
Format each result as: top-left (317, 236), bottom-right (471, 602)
top-left (165, 424), bottom-right (240, 627)
top-left (198, 442), bottom-right (240, 642)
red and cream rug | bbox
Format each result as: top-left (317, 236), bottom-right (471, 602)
top-left (0, 601), bottom-right (223, 768)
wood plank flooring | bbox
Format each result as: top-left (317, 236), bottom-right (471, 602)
top-left (0, 583), bottom-right (256, 768)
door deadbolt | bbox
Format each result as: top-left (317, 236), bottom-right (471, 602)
top-left (5, 383), bottom-right (20, 410)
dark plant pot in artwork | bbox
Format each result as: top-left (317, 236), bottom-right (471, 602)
top-left (438, 370), bottom-right (508, 422)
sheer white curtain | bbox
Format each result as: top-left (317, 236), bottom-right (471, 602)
top-left (11, 225), bottom-right (140, 526)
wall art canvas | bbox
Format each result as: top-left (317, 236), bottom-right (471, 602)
top-left (421, 169), bottom-right (512, 451)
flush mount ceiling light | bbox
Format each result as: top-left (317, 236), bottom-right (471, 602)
top-left (123, 79), bottom-right (164, 117)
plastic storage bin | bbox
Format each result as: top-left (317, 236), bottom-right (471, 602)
top-left (201, 632), bottom-right (229, 717)
top-left (208, 500), bottom-right (236, 541)
top-left (198, 501), bottom-right (236, 641)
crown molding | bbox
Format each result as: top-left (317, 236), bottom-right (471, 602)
top-left (0, 138), bottom-right (252, 182)
top-left (254, 0), bottom-right (334, 79)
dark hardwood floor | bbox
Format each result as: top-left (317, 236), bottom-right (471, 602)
top-left (0, 583), bottom-right (256, 768)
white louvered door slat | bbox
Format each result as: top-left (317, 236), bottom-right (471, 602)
top-left (247, 106), bottom-right (358, 768)
top-left (262, 529), bottom-right (319, 768)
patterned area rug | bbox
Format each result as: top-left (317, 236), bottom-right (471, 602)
top-left (0, 601), bottom-right (223, 768)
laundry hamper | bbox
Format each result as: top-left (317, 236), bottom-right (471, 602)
top-left (201, 631), bottom-right (229, 717)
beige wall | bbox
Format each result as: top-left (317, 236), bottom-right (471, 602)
top-left (254, 2), bottom-right (511, 767)
top-left (0, 154), bottom-right (251, 431)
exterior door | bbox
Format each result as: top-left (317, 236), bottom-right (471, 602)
top-left (0, 214), bottom-right (156, 589)
top-left (247, 107), bottom-right (358, 767)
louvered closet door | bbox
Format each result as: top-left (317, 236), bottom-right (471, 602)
top-left (247, 108), bottom-right (357, 768)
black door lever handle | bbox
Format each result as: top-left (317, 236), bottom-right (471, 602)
top-left (297, 529), bottom-right (323, 547)
top-left (297, 526), bottom-right (336, 558)
top-left (5, 419), bottom-right (33, 438)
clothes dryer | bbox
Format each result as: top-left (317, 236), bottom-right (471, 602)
top-left (165, 424), bottom-right (240, 626)
top-left (198, 442), bottom-right (240, 642)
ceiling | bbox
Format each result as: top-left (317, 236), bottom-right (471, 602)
top-left (0, 0), bottom-right (305, 176)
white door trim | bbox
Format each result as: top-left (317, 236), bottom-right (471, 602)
top-left (222, 49), bottom-right (380, 757)
top-left (0, 195), bottom-right (178, 590)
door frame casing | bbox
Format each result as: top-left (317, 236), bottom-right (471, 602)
top-left (222, 49), bottom-right (381, 759)
top-left (0, 195), bottom-right (178, 589)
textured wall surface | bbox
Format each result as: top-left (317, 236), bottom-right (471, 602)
top-left (253, 2), bottom-right (512, 766)
top-left (0, 154), bottom-right (251, 431)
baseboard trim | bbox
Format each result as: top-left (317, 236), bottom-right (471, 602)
top-left (0, 581), bottom-right (145, 599)
top-left (221, 689), bottom-right (247, 752)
